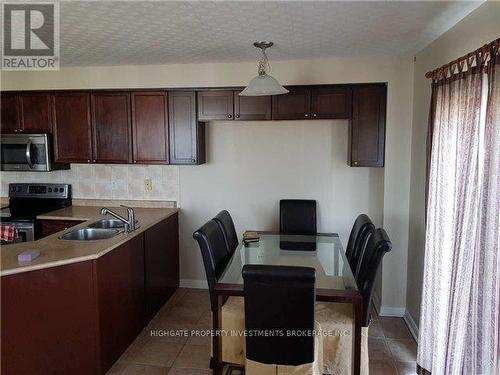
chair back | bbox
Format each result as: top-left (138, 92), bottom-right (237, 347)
top-left (356, 228), bottom-right (392, 326)
top-left (345, 214), bottom-right (375, 273)
top-left (213, 210), bottom-right (239, 256)
top-left (243, 265), bottom-right (316, 366)
top-left (279, 199), bottom-right (317, 235)
top-left (193, 220), bottom-right (230, 310)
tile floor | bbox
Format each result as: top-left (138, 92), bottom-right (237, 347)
top-left (107, 288), bottom-right (418, 375)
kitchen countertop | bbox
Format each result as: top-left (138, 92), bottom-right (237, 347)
top-left (1, 206), bottom-right (179, 276)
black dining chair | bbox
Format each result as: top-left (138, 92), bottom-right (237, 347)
top-left (356, 228), bottom-right (392, 326)
top-left (193, 220), bottom-right (246, 367)
top-left (316, 228), bottom-right (392, 375)
top-left (213, 210), bottom-right (239, 257)
top-left (279, 199), bottom-right (317, 235)
top-left (345, 214), bottom-right (375, 277)
top-left (242, 265), bottom-right (318, 370)
top-left (193, 219), bottom-right (230, 309)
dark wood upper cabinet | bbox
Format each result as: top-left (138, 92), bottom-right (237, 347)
top-left (19, 93), bottom-right (52, 133)
top-left (131, 92), bottom-right (169, 164)
top-left (311, 87), bottom-right (352, 119)
top-left (272, 87), bottom-right (311, 120)
top-left (91, 92), bottom-right (132, 163)
top-left (169, 91), bottom-right (205, 165)
top-left (234, 91), bottom-right (272, 120)
top-left (349, 85), bottom-right (386, 167)
top-left (52, 93), bottom-right (92, 163)
top-left (0, 93), bottom-right (20, 133)
top-left (1, 84), bottom-right (386, 168)
top-left (197, 90), bottom-right (234, 120)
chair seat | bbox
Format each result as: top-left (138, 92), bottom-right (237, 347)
top-left (245, 321), bottom-right (324, 375)
top-left (315, 302), bottom-right (369, 375)
top-left (221, 296), bottom-right (246, 365)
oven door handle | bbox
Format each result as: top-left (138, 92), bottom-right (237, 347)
top-left (25, 139), bottom-right (34, 169)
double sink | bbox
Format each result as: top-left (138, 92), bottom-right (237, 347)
top-left (59, 219), bottom-right (128, 241)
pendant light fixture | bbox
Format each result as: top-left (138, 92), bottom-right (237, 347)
top-left (240, 41), bottom-right (289, 96)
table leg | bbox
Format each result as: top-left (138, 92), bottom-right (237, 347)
top-left (352, 297), bottom-right (363, 375)
top-left (211, 294), bottom-right (223, 375)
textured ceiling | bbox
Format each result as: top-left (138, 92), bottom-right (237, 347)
top-left (55, 1), bottom-right (482, 66)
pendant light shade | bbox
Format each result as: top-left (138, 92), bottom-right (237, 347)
top-left (239, 73), bottom-right (289, 96)
top-left (240, 41), bottom-right (288, 97)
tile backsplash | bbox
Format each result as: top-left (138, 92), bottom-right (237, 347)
top-left (0, 164), bottom-right (179, 202)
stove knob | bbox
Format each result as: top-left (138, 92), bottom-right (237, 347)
top-left (16, 186), bottom-right (22, 192)
top-left (59, 188), bottom-right (64, 193)
top-left (48, 188), bottom-right (52, 192)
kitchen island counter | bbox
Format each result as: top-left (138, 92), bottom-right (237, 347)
top-left (1, 206), bottom-right (179, 276)
top-left (1, 205), bottom-right (180, 375)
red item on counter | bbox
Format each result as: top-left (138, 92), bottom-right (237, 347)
top-left (0, 225), bottom-right (19, 242)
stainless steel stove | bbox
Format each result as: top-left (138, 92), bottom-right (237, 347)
top-left (1, 183), bottom-right (72, 243)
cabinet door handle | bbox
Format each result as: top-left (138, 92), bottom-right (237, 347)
top-left (134, 160), bottom-right (137, 164)
top-left (235, 114), bottom-right (240, 119)
top-left (14, 129), bottom-right (18, 132)
top-left (93, 159), bottom-right (96, 163)
top-left (191, 159), bottom-right (196, 163)
top-left (227, 114), bottom-right (232, 119)
top-left (313, 113), bottom-right (317, 117)
top-left (87, 159), bottom-right (91, 163)
top-left (354, 161), bottom-right (358, 166)
top-left (304, 114), bottom-right (309, 117)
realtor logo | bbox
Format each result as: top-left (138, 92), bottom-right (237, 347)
top-left (2, 2), bottom-right (59, 70)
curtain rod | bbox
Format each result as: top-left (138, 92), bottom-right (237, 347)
top-left (425, 38), bottom-right (499, 80)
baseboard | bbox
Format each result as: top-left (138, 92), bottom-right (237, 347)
top-left (403, 309), bottom-right (419, 343)
top-left (379, 305), bottom-right (406, 317)
top-left (180, 279), bottom-right (208, 289)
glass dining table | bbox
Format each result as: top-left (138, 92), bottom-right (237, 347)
top-left (212, 232), bottom-right (363, 375)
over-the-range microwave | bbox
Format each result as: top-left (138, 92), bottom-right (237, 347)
top-left (0, 133), bottom-right (69, 171)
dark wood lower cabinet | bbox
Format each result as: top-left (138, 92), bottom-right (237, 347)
top-left (1, 214), bottom-right (179, 375)
top-left (1, 261), bottom-right (99, 375)
top-left (97, 234), bottom-right (145, 373)
top-left (145, 215), bottom-right (179, 321)
top-left (39, 219), bottom-right (85, 238)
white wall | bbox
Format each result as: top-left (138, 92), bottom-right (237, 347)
top-left (179, 120), bottom-right (384, 283)
top-left (407, 0), bottom-right (500, 328)
top-left (1, 56), bottom-right (414, 311)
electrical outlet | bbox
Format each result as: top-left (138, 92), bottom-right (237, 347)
top-left (144, 178), bottom-right (153, 191)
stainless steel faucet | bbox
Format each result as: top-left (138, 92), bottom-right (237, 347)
top-left (100, 205), bottom-right (136, 233)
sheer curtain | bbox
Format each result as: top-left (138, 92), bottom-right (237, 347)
top-left (418, 45), bottom-right (500, 375)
